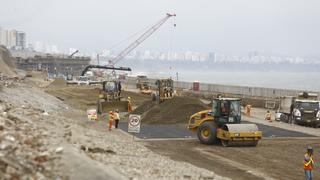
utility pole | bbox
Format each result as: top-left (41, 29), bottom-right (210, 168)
top-left (176, 72), bottom-right (179, 89)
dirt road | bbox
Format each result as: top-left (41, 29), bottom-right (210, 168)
top-left (146, 138), bottom-right (320, 180)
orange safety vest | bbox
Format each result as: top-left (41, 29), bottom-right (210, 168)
top-left (108, 112), bottom-right (114, 121)
top-left (303, 153), bottom-right (314, 170)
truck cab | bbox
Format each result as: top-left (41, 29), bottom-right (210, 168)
top-left (293, 99), bottom-right (320, 127)
top-left (279, 92), bottom-right (320, 127)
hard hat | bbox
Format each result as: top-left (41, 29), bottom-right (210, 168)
top-left (115, 109), bottom-right (119, 112)
top-left (127, 97), bottom-right (131, 99)
top-left (307, 146), bottom-right (313, 153)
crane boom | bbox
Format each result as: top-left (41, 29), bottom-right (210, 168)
top-left (69, 50), bottom-right (79, 57)
top-left (108, 13), bottom-right (176, 65)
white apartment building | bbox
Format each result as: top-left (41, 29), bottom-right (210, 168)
top-left (0, 27), bottom-right (26, 49)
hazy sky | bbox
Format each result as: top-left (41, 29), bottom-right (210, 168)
top-left (1, 0), bottom-right (319, 56)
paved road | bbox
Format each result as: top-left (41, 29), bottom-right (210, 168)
top-left (118, 121), bottom-right (314, 139)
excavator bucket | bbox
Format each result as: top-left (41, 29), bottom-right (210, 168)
top-left (140, 89), bottom-right (153, 95)
top-left (97, 100), bottom-right (129, 114)
top-left (217, 124), bottom-right (262, 147)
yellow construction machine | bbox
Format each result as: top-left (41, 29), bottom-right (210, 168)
top-left (139, 82), bottom-right (152, 94)
top-left (188, 98), bottom-right (262, 147)
top-left (153, 78), bottom-right (174, 103)
top-left (97, 81), bottom-right (128, 114)
top-left (136, 76), bottom-right (152, 95)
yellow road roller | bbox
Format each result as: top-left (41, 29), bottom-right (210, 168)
top-left (187, 98), bottom-right (262, 147)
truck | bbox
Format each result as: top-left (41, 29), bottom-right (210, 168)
top-left (278, 92), bottom-right (320, 127)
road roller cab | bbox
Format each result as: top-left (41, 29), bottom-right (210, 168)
top-left (187, 98), bottom-right (262, 147)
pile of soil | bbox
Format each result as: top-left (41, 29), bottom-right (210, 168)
top-left (131, 96), bottom-right (210, 124)
top-left (0, 45), bottom-right (17, 76)
top-left (46, 86), bottom-right (100, 110)
top-left (47, 78), bottom-right (68, 89)
top-left (46, 86), bottom-right (150, 111)
top-left (131, 100), bottom-right (156, 115)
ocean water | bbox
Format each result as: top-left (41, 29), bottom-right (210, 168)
top-left (131, 70), bottom-right (320, 91)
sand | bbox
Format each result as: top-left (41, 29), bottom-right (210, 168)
top-left (131, 96), bottom-right (210, 124)
top-left (0, 45), bottom-right (17, 77)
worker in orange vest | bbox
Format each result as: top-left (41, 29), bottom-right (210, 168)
top-left (108, 111), bottom-right (113, 131)
top-left (127, 97), bottom-right (132, 112)
top-left (303, 146), bottom-right (314, 180)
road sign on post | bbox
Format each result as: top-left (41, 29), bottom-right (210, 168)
top-left (128, 114), bottom-right (141, 133)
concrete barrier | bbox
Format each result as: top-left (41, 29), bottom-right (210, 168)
top-left (124, 77), bottom-right (320, 100)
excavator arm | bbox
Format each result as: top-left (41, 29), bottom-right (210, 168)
top-left (81, 65), bottom-right (132, 76)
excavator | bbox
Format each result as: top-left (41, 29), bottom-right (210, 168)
top-left (97, 80), bottom-right (129, 114)
top-left (188, 97), bottom-right (262, 147)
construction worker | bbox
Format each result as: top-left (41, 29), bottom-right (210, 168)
top-left (127, 97), bottom-right (132, 112)
top-left (289, 103), bottom-right (295, 124)
top-left (221, 101), bottom-right (227, 115)
top-left (108, 111), bottom-right (113, 131)
top-left (265, 110), bottom-right (272, 122)
top-left (245, 104), bottom-right (252, 116)
top-left (303, 146), bottom-right (314, 180)
top-left (118, 81), bottom-right (122, 96)
top-left (114, 109), bottom-right (120, 129)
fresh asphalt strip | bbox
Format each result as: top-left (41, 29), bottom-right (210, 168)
top-left (118, 121), bottom-right (315, 139)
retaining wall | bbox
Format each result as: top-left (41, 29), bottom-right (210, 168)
top-left (124, 77), bottom-right (320, 100)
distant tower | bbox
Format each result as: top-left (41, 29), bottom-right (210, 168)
top-left (208, 52), bottom-right (216, 62)
top-left (249, 51), bottom-right (258, 59)
top-left (16, 31), bottom-right (26, 49)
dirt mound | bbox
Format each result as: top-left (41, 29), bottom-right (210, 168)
top-left (45, 85), bottom-right (150, 112)
top-left (131, 100), bottom-right (156, 115)
top-left (131, 96), bottom-right (210, 124)
top-left (0, 45), bottom-right (17, 76)
top-left (47, 78), bottom-right (67, 89)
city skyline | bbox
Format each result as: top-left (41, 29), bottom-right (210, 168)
top-left (1, 0), bottom-right (320, 58)
top-left (1, 24), bottom-right (319, 65)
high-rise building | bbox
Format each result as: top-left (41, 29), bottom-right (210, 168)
top-left (6, 29), bottom-right (17, 48)
top-left (0, 27), bottom-right (27, 49)
top-left (208, 52), bottom-right (216, 62)
top-left (16, 31), bottom-right (26, 49)
top-left (0, 27), bottom-right (5, 46)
